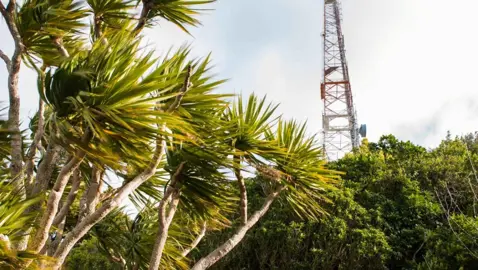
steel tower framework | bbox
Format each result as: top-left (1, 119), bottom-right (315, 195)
top-left (321, 0), bottom-right (359, 160)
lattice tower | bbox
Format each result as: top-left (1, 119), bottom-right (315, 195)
top-left (321, 0), bottom-right (363, 160)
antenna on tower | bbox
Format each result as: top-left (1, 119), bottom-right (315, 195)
top-left (321, 0), bottom-right (366, 160)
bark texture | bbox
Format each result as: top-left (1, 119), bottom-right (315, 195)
top-left (181, 222), bottom-right (207, 257)
top-left (51, 59), bottom-right (191, 269)
top-left (134, 0), bottom-right (155, 34)
top-left (30, 129), bottom-right (91, 253)
top-left (148, 191), bottom-right (180, 270)
top-left (234, 155), bottom-right (247, 225)
top-left (52, 170), bottom-right (80, 226)
top-left (41, 214), bottom-right (66, 256)
top-left (51, 37), bottom-right (69, 57)
top-left (29, 153), bottom-right (86, 253)
top-left (25, 99), bottom-right (45, 193)
top-left (0, 49), bottom-right (11, 69)
top-left (49, 215), bottom-right (66, 255)
top-left (1, 0), bottom-right (26, 251)
top-left (148, 162), bottom-right (185, 270)
top-left (31, 144), bottom-right (62, 196)
top-left (94, 16), bottom-right (103, 39)
top-left (191, 186), bottom-right (285, 270)
top-left (147, 67), bottom-right (192, 269)
top-left (77, 186), bottom-right (88, 225)
top-left (1, 0), bottom-right (24, 191)
top-left (94, 16), bottom-right (110, 45)
top-left (51, 141), bottom-right (166, 269)
top-left (77, 166), bottom-right (103, 224)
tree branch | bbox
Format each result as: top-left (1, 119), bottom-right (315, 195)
top-left (13, 69), bottom-right (47, 252)
top-left (51, 66), bottom-right (193, 268)
top-left (0, 2), bottom-right (6, 17)
top-left (149, 162), bottom-right (186, 270)
top-left (191, 185), bottom-right (285, 270)
top-left (0, 49), bottom-right (10, 71)
top-left (25, 98), bottom-right (45, 194)
top-left (30, 131), bottom-right (91, 253)
top-left (31, 144), bottom-right (62, 196)
top-left (94, 16), bottom-right (103, 39)
top-left (52, 138), bottom-right (166, 269)
top-left (93, 16), bottom-right (110, 46)
top-left (167, 65), bottom-right (192, 112)
top-left (77, 165), bottom-right (103, 224)
top-left (49, 215), bottom-right (66, 256)
top-left (134, 0), bottom-right (154, 35)
top-left (16, 95), bottom-right (46, 249)
top-left (412, 231), bottom-right (427, 262)
top-left (234, 155), bottom-right (247, 225)
top-left (51, 36), bottom-right (69, 58)
top-left (41, 213), bottom-right (66, 257)
top-left (21, 144), bottom-right (61, 252)
top-left (6, 0), bottom-right (16, 13)
top-left (2, 0), bottom-right (25, 193)
top-left (77, 183), bottom-right (88, 225)
top-left (52, 170), bottom-right (81, 227)
top-left (181, 222), bottom-right (207, 257)
top-left (150, 191), bottom-right (180, 269)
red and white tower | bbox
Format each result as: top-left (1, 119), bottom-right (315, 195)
top-left (321, 0), bottom-right (365, 160)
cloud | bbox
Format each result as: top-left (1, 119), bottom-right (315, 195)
top-left (233, 46), bottom-right (324, 138)
top-left (391, 95), bottom-right (478, 147)
top-left (1, 0), bottom-right (478, 150)
top-left (341, 0), bottom-right (478, 146)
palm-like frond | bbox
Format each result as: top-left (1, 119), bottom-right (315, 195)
top-left (92, 206), bottom-right (190, 269)
top-left (165, 142), bottom-right (236, 222)
top-left (224, 94), bottom-right (282, 163)
top-left (265, 120), bottom-right (342, 219)
top-left (87, 0), bottom-right (135, 27)
top-left (0, 106), bottom-right (11, 164)
top-left (0, 184), bottom-right (40, 241)
top-left (128, 166), bottom-right (169, 210)
top-left (130, 88), bottom-right (232, 216)
top-left (43, 27), bottom-right (224, 169)
top-left (141, 0), bottom-right (216, 34)
top-left (0, 238), bottom-right (52, 270)
top-left (173, 52), bottom-right (231, 123)
top-left (16, 0), bottom-right (88, 65)
top-left (0, 182), bottom-right (53, 269)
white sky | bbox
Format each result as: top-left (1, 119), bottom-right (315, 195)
top-left (1, 0), bottom-right (478, 149)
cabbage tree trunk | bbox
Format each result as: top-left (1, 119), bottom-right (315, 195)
top-left (191, 186), bottom-right (284, 270)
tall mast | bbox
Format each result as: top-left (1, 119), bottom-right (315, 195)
top-left (321, 0), bottom-right (363, 160)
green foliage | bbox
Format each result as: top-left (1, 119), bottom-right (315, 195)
top-left (86, 204), bottom-right (216, 269)
top-left (17, 0), bottom-right (88, 64)
top-left (196, 133), bottom-right (478, 270)
top-left (65, 239), bottom-right (121, 270)
top-left (165, 143), bottom-right (236, 222)
top-left (0, 183), bottom-right (49, 269)
top-left (0, 239), bottom-right (49, 270)
top-left (87, 0), bottom-right (135, 30)
top-left (141, 0), bottom-right (216, 34)
top-left (418, 214), bottom-right (478, 269)
top-left (195, 181), bottom-right (391, 270)
top-left (44, 33), bottom-right (203, 166)
top-left (266, 120), bottom-right (340, 220)
top-left (9, 0), bottom-right (478, 269)
top-left (224, 94), bottom-right (281, 160)
top-left (0, 184), bottom-right (40, 241)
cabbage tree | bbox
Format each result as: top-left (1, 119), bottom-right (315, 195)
top-left (0, 1), bottom-right (340, 269)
